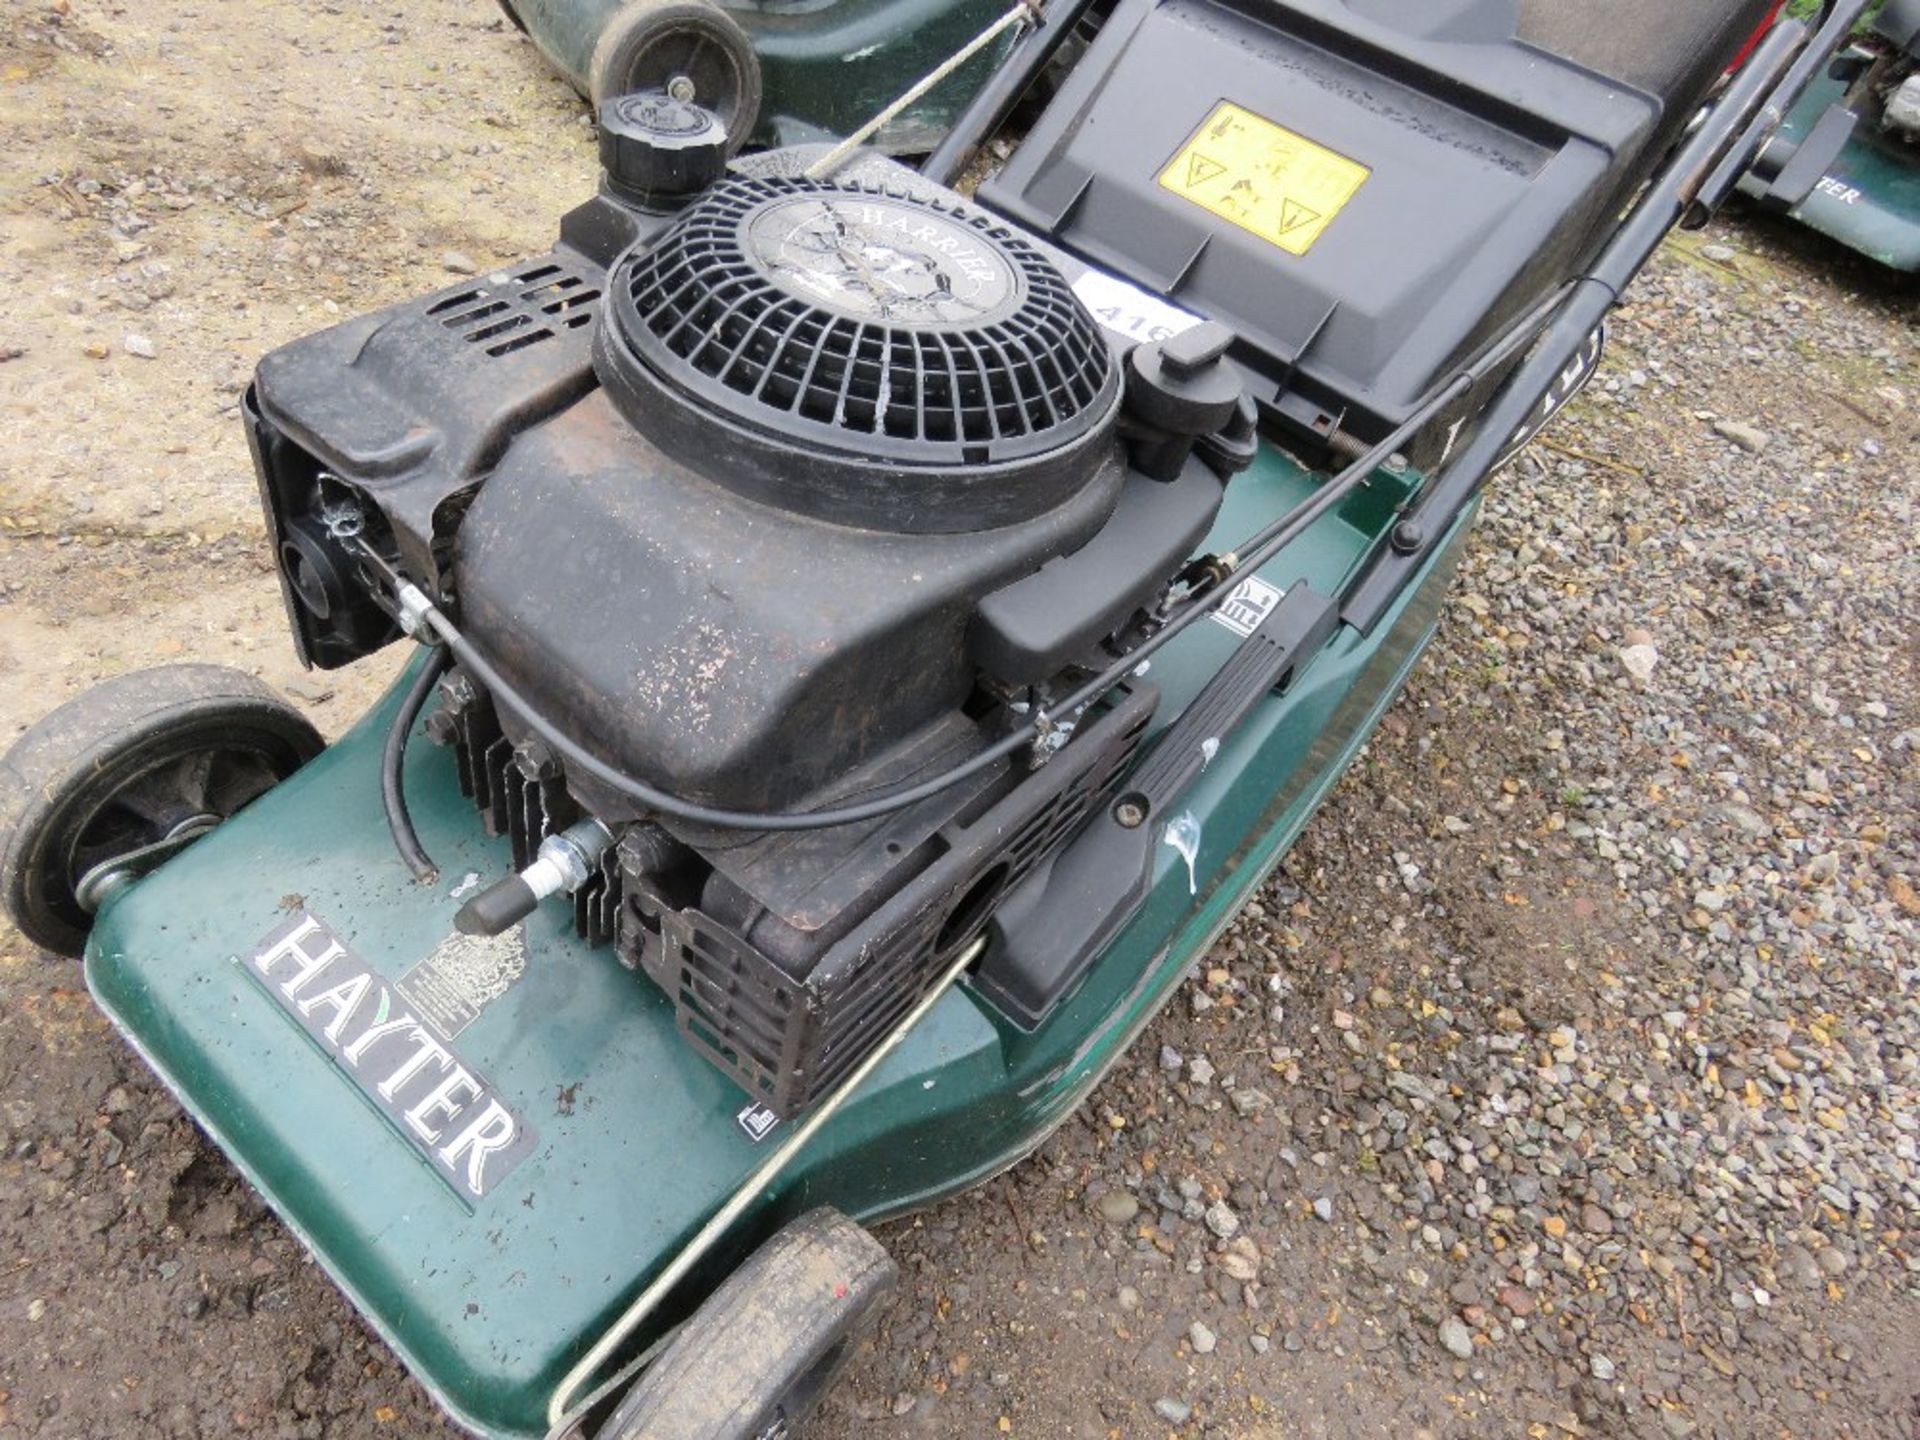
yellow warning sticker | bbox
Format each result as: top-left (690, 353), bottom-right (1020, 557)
top-left (1158, 103), bottom-right (1371, 256)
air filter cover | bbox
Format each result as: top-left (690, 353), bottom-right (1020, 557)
top-left (596, 176), bottom-right (1122, 533)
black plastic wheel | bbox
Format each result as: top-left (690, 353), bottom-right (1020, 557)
top-left (589, 0), bottom-right (762, 153)
top-left (0, 665), bottom-right (323, 958)
top-left (604, 1207), bottom-right (896, 1440)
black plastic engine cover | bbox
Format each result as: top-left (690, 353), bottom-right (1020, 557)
top-left (247, 252), bottom-right (610, 664)
top-left (451, 391), bottom-right (1127, 813)
top-left (247, 160), bottom-right (1237, 817)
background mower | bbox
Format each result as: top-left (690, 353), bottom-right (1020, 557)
top-left (0, 0), bottom-right (1875, 1436)
top-left (493, 0), bottom-right (1023, 152)
top-left (1738, 0), bottom-right (1920, 270)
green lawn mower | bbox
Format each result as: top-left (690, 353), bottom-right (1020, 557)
top-left (1738, 3), bottom-right (1920, 270)
top-left (493, 0), bottom-right (1023, 152)
top-left (0, 1), bottom-right (1876, 1436)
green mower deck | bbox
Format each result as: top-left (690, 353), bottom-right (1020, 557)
top-left (1741, 66), bottom-right (1920, 269)
top-left (86, 442), bottom-right (1462, 1438)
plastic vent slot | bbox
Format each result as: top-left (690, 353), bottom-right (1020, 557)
top-left (424, 261), bottom-right (602, 360)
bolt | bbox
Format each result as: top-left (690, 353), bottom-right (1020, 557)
top-left (667, 74), bottom-right (696, 103)
top-left (1114, 797), bottom-right (1149, 829)
top-left (1384, 452), bottom-right (1410, 474)
top-left (1390, 519), bottom-right (1425, 555)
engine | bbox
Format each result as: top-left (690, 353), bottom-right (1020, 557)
top-left (243, 117), bottom-right (1254, 1115)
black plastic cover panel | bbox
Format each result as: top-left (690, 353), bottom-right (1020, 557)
top-left (979, 0), bottom-right (1768, 452)
top-left (1514, 0), bottom-right (1776, 107)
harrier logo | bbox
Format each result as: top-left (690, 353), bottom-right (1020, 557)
top-left (748, 194), bottom-right (1019, 325)
top-left (243, 912), bottom-right (537, 1201)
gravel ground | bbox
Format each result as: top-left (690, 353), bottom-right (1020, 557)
top-left (817, 233), bottom-right (1920, 1440)
top-left (3, 4), bottom-right (1918, 1438)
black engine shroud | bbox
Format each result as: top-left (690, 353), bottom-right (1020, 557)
top-left (245, 158), bottom-right (1241, 1113)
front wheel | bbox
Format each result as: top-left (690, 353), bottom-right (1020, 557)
top-left (0, 665), bottom-right (322, 957)
top-left (604, 1207), bottom-right (896, 1440)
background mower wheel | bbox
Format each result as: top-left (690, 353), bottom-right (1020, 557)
top-left (604, 1207), bottom-right (896, 1440)
top-left (588, 0), bottom-right (762, 152)
top-left (0, 665), bottom-right (323, 958)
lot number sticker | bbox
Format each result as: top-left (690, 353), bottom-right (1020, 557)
top-left (1159, 103), bottom-right (1371, 256)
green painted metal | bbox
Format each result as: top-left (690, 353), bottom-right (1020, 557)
top-left (1738, 67), bottom-right (1920, 271)
top-left (86, 440), bottom-right (1467, 1439)
top-left (506, 0), bottom-right (1015, 152)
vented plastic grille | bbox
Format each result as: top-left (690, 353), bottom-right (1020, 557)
top-left (425, 260), bottom-right (601, 360)
top-left (609, 178), bottom-right (1114, 456)
top-left (646, 686), bottom-right (1157, 1119)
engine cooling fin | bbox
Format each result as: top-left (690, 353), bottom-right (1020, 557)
top-left (594, 176), bottom-right (1122, 534)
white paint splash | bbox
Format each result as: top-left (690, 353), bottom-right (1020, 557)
top-left (1164, 811), bottom-right (1203, 896)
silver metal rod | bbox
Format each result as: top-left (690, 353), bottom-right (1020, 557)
top-left (804, 1), bottom-right (1038, 180)
top-left (544, 935), bottom-right (988, 1428)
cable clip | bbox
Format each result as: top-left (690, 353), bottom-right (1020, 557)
top-left (395, 581), bottom-right (438, 642)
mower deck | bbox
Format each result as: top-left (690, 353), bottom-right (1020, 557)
top-left (84, 440), bottom-right (1463, 1437)
top-left (1741, 67), bottom-right (1920, 269)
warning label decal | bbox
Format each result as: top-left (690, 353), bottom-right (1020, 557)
top-left (1158, 103), bottom-right (1370, 256)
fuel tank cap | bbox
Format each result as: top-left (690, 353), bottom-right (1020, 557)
top-left (597, 92), bottom-right (729, 206)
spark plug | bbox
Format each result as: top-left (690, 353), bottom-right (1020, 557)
top-left (453, 818), bottom-right (614, 937)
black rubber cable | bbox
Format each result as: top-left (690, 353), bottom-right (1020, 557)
top-left (422, 603), bottom-right (1042, 832)
top-left (382, 644), bottom-right (453, 880)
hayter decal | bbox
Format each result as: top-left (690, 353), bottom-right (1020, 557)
top-left (243, 912), bottom-right (537, 1200)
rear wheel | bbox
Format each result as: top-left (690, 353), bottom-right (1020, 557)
top-left (0, 665), bottom-right (322, 957)
top-left (604, 1207), bottom-right (896, 1440)
top-left (588, 0), bottom-right (762, 152)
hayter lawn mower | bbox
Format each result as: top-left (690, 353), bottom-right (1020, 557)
top-left (0, 0), bottom-right (1875, 1435)
top-left (1738, 0), bottom-right (1920, 270)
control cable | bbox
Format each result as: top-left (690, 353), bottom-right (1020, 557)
top-left (381, 643), bottom-right (453, 880)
